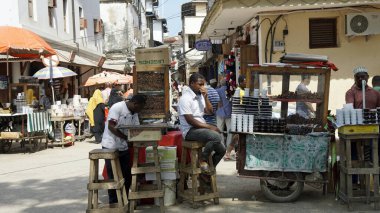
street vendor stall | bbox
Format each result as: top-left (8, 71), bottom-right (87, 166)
top-left (234, 63), bottom-right (332, 202)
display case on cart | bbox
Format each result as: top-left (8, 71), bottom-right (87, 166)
top-left (234, 63), bottom-right (332, 202)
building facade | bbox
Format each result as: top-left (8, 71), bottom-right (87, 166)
top-left (0, 0), bottom-right (107, 99)
top-left (200, 0), bottom-right (380, 111)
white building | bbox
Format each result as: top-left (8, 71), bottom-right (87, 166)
top-left (100, 0), bottom-right (165, 72)
top-left (0, 0), bottom-right (107, 98)
top-left (181, 0), bottom-right (208, 80)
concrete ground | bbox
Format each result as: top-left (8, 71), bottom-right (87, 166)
top-left (0, 139), bottom-right (378, 213)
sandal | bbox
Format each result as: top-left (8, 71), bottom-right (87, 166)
top-left (199, 161), bottom-right (210, 174)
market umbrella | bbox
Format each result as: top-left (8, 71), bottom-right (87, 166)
top-left (33, 66), bottom-right (77, 104)
top-left (84, 71), bottom-right (133, 87)
top-left (33, 66), bottom-right (77, 79)
top-left (0, 26), bottom-right (56, 58)
top-left (0, 26), bottom-right (56, 96)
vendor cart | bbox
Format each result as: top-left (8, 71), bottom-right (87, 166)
top-left (235, 63), bottom-right (332, 202)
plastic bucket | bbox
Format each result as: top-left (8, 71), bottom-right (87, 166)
top-left (154, 180), bottom-right (176, 206)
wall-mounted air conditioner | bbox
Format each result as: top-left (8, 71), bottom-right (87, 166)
top-left (346, 12), bottom-right (380, 36)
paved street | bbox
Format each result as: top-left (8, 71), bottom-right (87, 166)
top-left (0, 140), bottom-right (377, 213)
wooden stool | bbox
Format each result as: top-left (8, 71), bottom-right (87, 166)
top-left (87, 149), bottom-right (128, 213)
top-left (178, 140), bottom-right (219, 208)
top-left (338, 132), bottom-right (380, 210)
top-left (129, 141), bottom-right (164, 213)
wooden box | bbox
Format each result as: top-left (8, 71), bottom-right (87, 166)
top-left (128, 129), bottom-right (162, 142)
top-left (338, 124), bottom-right (379, 135)
top-left (0, 132), bottom-right (21, 139)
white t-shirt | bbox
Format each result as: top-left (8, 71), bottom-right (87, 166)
top-left (101, 88), bottom-right (112, 103)
top-left (178, 87), bottom-right (206, 138)
top-left (101, 101), bottom-right (139, 151)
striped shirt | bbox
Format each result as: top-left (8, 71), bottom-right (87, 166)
top-left (204, 86), bottom-right (220, 125)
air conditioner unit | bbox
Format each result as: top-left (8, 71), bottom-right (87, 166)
top-left (346, 12), bottom-right (380, 36)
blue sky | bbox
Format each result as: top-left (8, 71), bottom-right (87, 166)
top-left (159, 0), bottom-right (189, 36)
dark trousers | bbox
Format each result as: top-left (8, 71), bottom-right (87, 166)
top-left (185, 128), bottom-right (226, 167)
top-left (103, 147), bottom-right (131, 204)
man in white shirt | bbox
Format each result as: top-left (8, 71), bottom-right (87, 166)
top-left (101, 94), bottom-right (146, 204)
top-left (178, 73), bottom-right (226, 175)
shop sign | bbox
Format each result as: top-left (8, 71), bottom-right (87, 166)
top-left (135, 47), bottom-right (170, 71)
top-left (195, 40), bottom-right (212, 51)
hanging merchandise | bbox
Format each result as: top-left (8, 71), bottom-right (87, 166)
top-left (218, 61), bottom-right (225, 74)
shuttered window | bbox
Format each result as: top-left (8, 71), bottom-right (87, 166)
top-left (309, 18), bottom-right (337, 49)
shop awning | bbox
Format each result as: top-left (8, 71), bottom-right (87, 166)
top-left (0, 55), bottom-right (39, 62)
top-left (55, 49), bottom-right (97, 67)
top-left (201, 0), bottom-right (378, 39)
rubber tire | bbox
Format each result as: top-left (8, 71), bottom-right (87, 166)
top-left (260, 173), bottom-right (304, 202)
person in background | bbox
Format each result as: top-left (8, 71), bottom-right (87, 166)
top-left (101, 94), bottom-right (147, 204)
top-left (296, 75), bottom-right (315, 119)
top-left (86, 89), bottom-right (105, 143)
top-left (203, 79), bottom-right (220, 126)
top-left (346, 66), bottom-right (380, 186)
top-left (215, 80), bottom-right (234, 160)
top-left (39, 89), bottom-right (52, 110)
top-left (346, 66), bottom-right (380, 109)
top-left (108, 88), bottom-right (124, 108)
top-left (102, 82), bottom-right (112, 104)
top-left (372, 75), bottom-right (380, 92)
top-left (178, 73), bottom-right (225, 184)
top-left (237, 75), bottom-right (246, 104)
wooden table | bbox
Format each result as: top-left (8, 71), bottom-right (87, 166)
top-left (118, 124), bottom-right (168, 213)
top-left (338, 130), bottom-right (380, 210)
top-left (51, 116), bottom-right (85, 148)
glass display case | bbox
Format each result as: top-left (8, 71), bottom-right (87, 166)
top-left (246, 63), bottom-right (331, 131)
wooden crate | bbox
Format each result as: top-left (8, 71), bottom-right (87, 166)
top-left (128, 129), bottom-right (162, 142)
top-left (338, 124), bottom-right (379, 135)
top-left (0, 132), bottom-right (21, 139)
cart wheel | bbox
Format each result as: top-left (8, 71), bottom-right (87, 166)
top-left (260, 172), bottom-right (304, 202)
top-left (0, 140), bottom-right (12, 153)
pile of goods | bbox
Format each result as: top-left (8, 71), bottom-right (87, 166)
top-left (335, 104), bottom-right (380, 126)
top-left (51, 95), bottom-right (88, 117)
top-left (273, 91), bottom-right (322, 100)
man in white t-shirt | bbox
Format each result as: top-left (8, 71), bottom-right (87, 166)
top-left (101, 94), bottom-right (146, 204)
top-left (178, 73), bottom-right (226, 178)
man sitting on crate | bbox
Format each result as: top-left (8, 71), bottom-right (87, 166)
top-left (101, 94), bottom-right (147, 204)
top-left (178, 73), bottom-right (226, 182)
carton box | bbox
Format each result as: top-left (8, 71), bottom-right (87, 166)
top-left (145, 160), bottom-right (178, 180)
top-left (146, 146), bottom-right (176, 162)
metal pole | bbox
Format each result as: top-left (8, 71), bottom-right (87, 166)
top-left (362, 79), bottom-right (366, 109)
top-left (49, 58), bottom-right (56, 105)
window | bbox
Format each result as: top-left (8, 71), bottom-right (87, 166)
top-left (309, 18), bottom-right (337, 49)
top-left (79, 7), bottom-right (87, 30)
top-left (48, 7), bottom-right (55, 27)
top-left (28, 0), bottom-right (33, 18)
top-left (63, 0), bottom-right (68, 32)
top-left (188, 34), bottom-right (196, 48)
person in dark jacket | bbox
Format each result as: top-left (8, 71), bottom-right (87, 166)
top-left (107, 88), bottom-right (124, 108)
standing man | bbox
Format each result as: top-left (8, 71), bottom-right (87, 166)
top-left (216, 80), bottom-right (233, 159)
top-left (178, 73), bottom-right (226, 174)
top-left (296, 75), bottom-right (315, 118)
top-left (237, 75), bottom-right (246, 104)
top-left (372, 75), bottom-right (380, 92)
top-left (346, 66), bottom-right (380, 109)
top-left (203, 79), bottom-right (220, 126)
top-left (345, 67), bottom-right (380, 185)
top-left (101, 94), bottom-right (147, 204)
